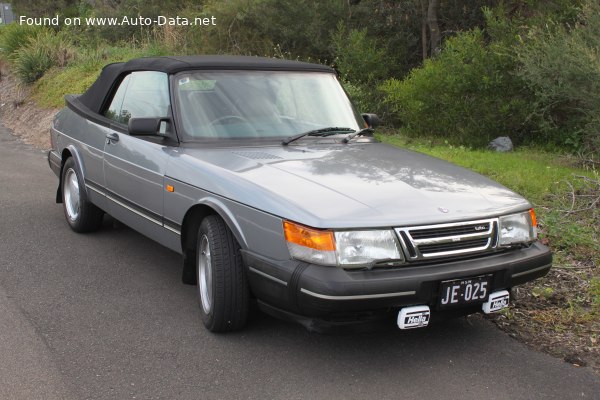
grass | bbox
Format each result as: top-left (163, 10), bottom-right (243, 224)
top-left (31, 45), bottom-right (172, 108)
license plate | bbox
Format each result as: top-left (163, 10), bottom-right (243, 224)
top-left (438, 275), bottom-right (492, 309)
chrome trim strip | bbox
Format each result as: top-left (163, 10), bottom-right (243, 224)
top-left (512, 264), bottom-right (551, 278)
top-left (420, 239), bottom-right (492, 258)
top-left (85, 183), bottom-right (104, 196)
top-left (105, 193), bottom-right (163, 226)
top-left (401, 218), bottom-right (497, 231)
top-left (248, 267), bottom-right (288, 286)
top-left (299, 288), bottom-right (415, 301)
top-left (85, 183), bottom-right (181, 235)
top-left (164, 224), bottom-right (181, 236)
top-left (413, 231), bottom-right (492, 245)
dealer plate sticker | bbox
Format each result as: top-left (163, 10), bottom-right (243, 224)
top-left (439, 275), bottom-right (492, 309)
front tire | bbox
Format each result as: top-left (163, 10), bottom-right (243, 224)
top-left (61, 157), bottom-right (103, 233)
top-left (197, 215), bottom-right (249, 332)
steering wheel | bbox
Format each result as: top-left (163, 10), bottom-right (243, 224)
top-left (209, 115), bottom-right (249, 126)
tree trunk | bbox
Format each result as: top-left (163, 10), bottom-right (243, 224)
top-left (421, 0), bottom-right (428, 62)
top-left (427, 0), bottom-right (441, 55)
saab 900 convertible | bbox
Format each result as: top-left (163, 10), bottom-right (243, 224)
top-left (48, 56), bottom-right (552, 332)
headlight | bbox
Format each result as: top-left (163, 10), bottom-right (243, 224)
top-left (283, 220), bottom-right (404, 268)
top-left (334, 230), bottom-right (403, 266)
top-left (498, 209), bottom-right (537, 246)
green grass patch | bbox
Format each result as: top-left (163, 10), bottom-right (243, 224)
top-left (33, 65), bottom-right (100, 108)
top-left (31, 44), bottom-right (171, 108)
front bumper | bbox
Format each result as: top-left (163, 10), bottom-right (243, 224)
top-left (243, 242), bottom-right (551, 326)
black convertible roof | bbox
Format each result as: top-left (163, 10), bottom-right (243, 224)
top-left (76, 55), bottom-right (335, 114)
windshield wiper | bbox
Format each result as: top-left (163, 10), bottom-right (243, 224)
top-left (341, 128), bottom-right (374, 144)
top-left (282, 127), bottom-right (354, 146)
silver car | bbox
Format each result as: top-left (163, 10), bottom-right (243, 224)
top-left (48, 56), bottom-right (552, 332)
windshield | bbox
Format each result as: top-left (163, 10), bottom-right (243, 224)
top-left (174, 71), bottom-right (364, 141)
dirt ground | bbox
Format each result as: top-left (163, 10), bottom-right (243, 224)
top-left (1, 69), bottom-right (598, 376)
top-left (0, 69), bottom-right (56, 149)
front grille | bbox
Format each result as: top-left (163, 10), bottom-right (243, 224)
top-left (395, 219), bottom-right (498, 261)
top-left (410, 223), bottom-right (490, 239)
top-left (418, 238), bottom-right (489, 254)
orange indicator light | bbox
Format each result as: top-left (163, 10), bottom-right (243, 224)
top-left (529, 208), bottom-right (537, 227)
top-left (166, 185), bottom-right (174, 193)
top-left (283, 220), bottom-right (335, 251)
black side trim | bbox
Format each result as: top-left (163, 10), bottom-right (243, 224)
top-left (84, 178), bottom-right (164, 226)
top-left (164, 218), bottom-right (182, 232)
top-left (289, 262), bottom-right (309, 311)
top-left (84, 178), bottom-right (104, 193)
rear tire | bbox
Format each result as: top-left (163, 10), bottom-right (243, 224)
top-left (61, 157), bottom-right (103, 233)
top-left (197, 215), bottom-right (249, 332)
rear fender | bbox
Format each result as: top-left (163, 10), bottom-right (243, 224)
top-left (57, 145), bottom-right (88, 203)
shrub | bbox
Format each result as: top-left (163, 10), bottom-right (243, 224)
top-left (0, 23), bottom-right (44, 61)
top-left (14, 31), bottom-right (76, 84)
top-left (15, 43), bottom-right (54, 84)
top-left (516, 2), bottom-right (600, 153)
top-left (331, 23), bottom-right (390, 117)
top-left (331, 23), bottom-right (388, 85)
top-left (380, 28), bottom-right (533, 146)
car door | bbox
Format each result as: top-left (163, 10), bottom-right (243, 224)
top-left (102, 71), bottom-right (173, 244)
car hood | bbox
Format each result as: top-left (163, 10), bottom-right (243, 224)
top-left (168, 142), bottom-right (530, 228)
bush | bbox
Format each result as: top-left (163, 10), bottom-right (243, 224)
top-left (15, 43), bottom-right (54, 84)
top-left (331, 23), bottom-right (390, 117)
top-left (516, 2), bottom-right (600, 153)
top-left (14, 31), bottom-right (76, 84)
top-left (331, 23), bottom-right (388, 85)
top-left (380, 28), bottom-right (533, 146)
top-left (0, 23), bottom-right (44, 61)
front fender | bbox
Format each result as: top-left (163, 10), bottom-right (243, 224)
top-left (196, 196), bottom-right (248, 250)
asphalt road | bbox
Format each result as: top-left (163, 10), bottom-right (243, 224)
top-left (1, 126), bottom-right (599, 400)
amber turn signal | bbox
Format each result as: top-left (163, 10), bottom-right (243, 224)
top-left (166, 185), bottom-right (174, 192)
top-left (283, 220), bottom-right (335, 251)
top-left (529, 208), bottom-right (537, 227)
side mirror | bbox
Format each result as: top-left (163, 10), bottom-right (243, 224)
top-left (362, 113), bottom-right (380, 129)
top-left (128, 117), bottom-right (170, 136)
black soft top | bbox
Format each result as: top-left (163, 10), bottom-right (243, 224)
top-left (77, 55), bottom-right (335, 114)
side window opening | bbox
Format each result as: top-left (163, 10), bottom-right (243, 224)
top-left (103, 71), bottom-right (170, 127)
top-left (104, 74), bottom-right (131, 123)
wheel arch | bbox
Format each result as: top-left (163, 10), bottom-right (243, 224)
top-left (57, 145), bottom-right (87, 203)
top-left (179, 198), bottom-right (249, 285)
top-left (181, 198), bottom-right (249, 254)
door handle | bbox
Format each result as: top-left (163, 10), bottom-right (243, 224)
top-left (106, 132), bottom-right (119, 143)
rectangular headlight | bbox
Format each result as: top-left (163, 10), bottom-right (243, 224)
top-left (283, 221), bottom-right (404, 267)
top-left (498, 209), bottom-right (537, 246)
top-left (334, 230), bottom-right (403, 267)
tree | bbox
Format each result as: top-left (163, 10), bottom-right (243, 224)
top-left (427, 0), bottom-right (441, 55)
